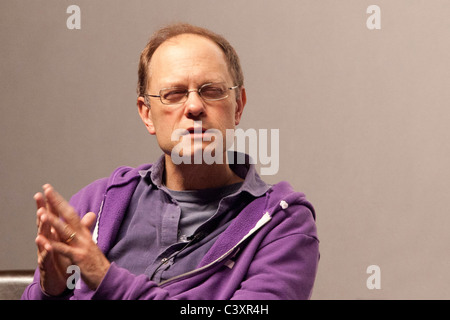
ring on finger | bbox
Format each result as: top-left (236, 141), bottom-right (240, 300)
top-left (65, 232), bottom-right (76, 244)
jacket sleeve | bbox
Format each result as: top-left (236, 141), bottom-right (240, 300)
top-left (90, 263), bottom-right (173, 300)
top-left (232, 234), bottom-right (319, 299)
top-left (231, 203), bottom-right (320, 300)
top-left (21, 269), bottom-right (74, 300)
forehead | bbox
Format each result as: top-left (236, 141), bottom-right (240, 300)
top-left (148, 34), bottom-right (231, 87)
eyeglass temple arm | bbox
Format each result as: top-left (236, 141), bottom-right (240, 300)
top-left (142, 93), bottom-right (161, 98)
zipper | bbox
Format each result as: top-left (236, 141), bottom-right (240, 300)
top-left (150, 232), bottom-right (205, 281)
top-left (159, 211), bottom-right (272, 287)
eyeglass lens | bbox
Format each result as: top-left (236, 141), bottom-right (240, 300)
top-left (160, 83), bottom-right (229, 104)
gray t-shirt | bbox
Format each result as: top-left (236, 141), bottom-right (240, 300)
top-left (167, 182), bottom-right (243, 242)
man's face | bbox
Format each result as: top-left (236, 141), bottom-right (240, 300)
top-left (137, 34), bottom-right (246, 162)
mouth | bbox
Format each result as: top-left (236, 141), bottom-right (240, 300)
top-left (185, 126), bottom-right (207, 134)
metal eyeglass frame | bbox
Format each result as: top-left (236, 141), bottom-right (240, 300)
top-left (142, 82), bottom-right (239, 106)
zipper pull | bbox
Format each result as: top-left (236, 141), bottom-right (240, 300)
top-left (187, 231), bottom-right (206, 243)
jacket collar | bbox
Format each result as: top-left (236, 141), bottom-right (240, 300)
top-left (139, 152), bottom-right (270, 198)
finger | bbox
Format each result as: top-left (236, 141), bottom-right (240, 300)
top-left (35, 234), bottom-right (47, 255)
top-left (44, 238), bottom-right (74, 261)
top-left (38, 206), bottom-right (62, 243)
top-left (81, 212), bottom-right (97, 231)
top-left (34, 192), bottom-right (46, 209)
top-left (43, 184), bottom-right (81, 230)
top-left (35, 234), bottom-right (58, 272)
top-left (37, 237), bottom-right (72, 265)
top-left (35, 233), bottom-right (53, 255)
top-left (41, 211), bottom-right (77, 245)
top-left (37, 207), bottom-right (51, 237)
top-left (34, 193), bottom-right (46, 230)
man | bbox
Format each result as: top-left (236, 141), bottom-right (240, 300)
top-left (22, 23), bottom-right (319, 300)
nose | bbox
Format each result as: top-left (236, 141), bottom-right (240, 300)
top-left (184, 90), bottom-right (206, 119)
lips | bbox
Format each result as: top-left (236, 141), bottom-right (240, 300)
top-left (185, 126), bottom-right (207, 134)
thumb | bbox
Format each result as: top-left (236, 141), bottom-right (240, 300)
top-left (81, 212), bottom-right (97, 231)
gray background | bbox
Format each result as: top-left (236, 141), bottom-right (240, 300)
top-left (1, 0), bottom-right (449, 299)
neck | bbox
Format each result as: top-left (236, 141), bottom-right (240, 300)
top-left (163, 154), bottom-right (243, 191)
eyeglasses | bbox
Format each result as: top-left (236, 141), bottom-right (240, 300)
top-left (143, 82), bottom-right (239, 105)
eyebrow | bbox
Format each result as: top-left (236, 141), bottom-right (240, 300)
top-left (160, 78), bottom-right (226, 89)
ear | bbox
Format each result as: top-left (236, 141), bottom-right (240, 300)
top-left (234, 86), bottom-right (246, 125)
top-left (137, 96), bottom-right (156, 135)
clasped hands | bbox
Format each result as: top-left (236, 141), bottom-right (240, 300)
top-left (34, 184), bottom-right (110, 296)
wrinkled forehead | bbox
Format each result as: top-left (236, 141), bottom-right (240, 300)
top-left (148, 34), bottom-right (232, 88)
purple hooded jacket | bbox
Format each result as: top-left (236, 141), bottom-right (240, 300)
top-left (22, 163), bottom-right (319, 300)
